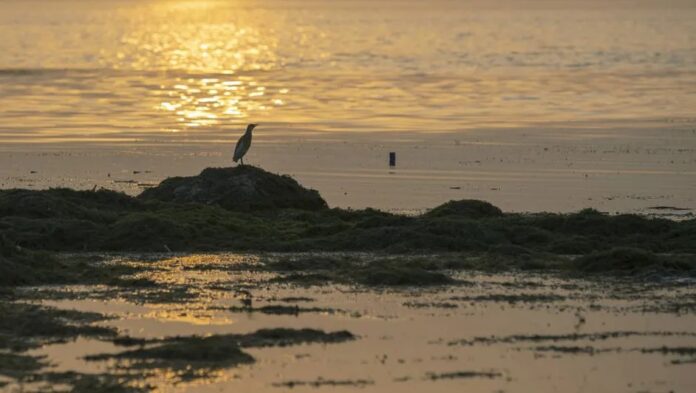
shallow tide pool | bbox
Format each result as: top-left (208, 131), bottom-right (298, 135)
top-left (6, 253), bottom-right (696, 393)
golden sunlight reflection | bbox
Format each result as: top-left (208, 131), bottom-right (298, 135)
top-left (144, 307), bottom-right (233, 326)
top-left (158, 76), bottom-right (285, 128)
top-left (118, 7), bottom-right (278, 73)
top-left (119, 9), bottom-right (287, 129)
top-left (119, 360), bottom-right (231, 389)
top-left (119, 254), bottom-right (264, 325)
top-left (2, 1), bottom-right (695, 143)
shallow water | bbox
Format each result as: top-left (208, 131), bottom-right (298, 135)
top-left (10, 253), bottom-right (696, 393)
top-left (1, 0), bottom-right (695, 142)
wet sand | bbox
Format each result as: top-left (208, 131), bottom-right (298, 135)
top-left (6, 253), bottom-right (696, 393)
top-left (2, 124), bottom-right (695, 215)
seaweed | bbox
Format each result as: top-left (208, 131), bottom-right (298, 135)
top-left (1, 167), bottom-right (694, 280)
top-left (574, 247), bottom-right (695, 274)
top-left (425, 370), bottom-right (501, 380)
top-left (227, 304), bottom-right (342, 315)
top-left (0, 352), bottom-right (47, 380)
top-left (0, 301), bottom-right (115, 351)
top-left (268, 256), bottom-right (455, 286)
top-left (87, 328), bottom-right (354, 382)
top-left (272, 378), bottom-right (374, 388)
top-left (449, 294), bottom-right (565, 304)
top-left (0, 299), bottom-right (139, 391)
top-left (352, 264), bottom-right (453, 286)
top-left (447, 330), bottom-right (696, 347)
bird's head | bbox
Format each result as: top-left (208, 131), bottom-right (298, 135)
top-left (246, 123), bottom-right (258, 132)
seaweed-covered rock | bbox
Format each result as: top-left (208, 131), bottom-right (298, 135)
top-left (574, 247), bottom-right (694, 274)
top-left (0, 188), bottom-right (138, 221)
top-left (425, 200), bottom-right (503, 219)
top-left (0, 235), bottom-right (64, 286)
top-left (98, 213), bottom-right (190, 251)
top-left (138, 166), bottom-right (327, 211)
top-left (353, 265), bottom-right (453, 286)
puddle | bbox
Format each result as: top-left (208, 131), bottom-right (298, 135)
top-left (5, 253), bottom-right (696, 392)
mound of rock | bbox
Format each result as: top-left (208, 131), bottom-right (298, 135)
top-left (425, 199), bottom-right (503, 219)
top-left (138, 166), bottom-right (328, 211)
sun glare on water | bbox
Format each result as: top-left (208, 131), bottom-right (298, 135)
top-left (116, 1), bottom-right (285, 128)
top-left (0, 0), bottom-right (695, 143)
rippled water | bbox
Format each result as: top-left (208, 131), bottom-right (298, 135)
top-left (1, 0), bottom-right (695, 144)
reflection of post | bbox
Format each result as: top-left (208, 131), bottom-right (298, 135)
top-left (389, 152), bottom-right (396, 167)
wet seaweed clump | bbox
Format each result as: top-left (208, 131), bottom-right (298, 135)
top-left (403, 301), bottom-right (459, 309)
top-left (0, 352), bottom-right (47, 381)
top-left (640, 347), bottom-right (696, 364)
top-left (0, 300), bottom-right (134, 391)
top-left (89, 335), bottom-right (255, 371)
top-left (0, 188), bottom-right (140, 220)
top-left (449, 293), bottom-right (565, 304)
top-left (268, 256), bottom-right (455, 286)
top-left (227, 304), bottom-right (341, 315)
top-left (0, 235), bottom-right (148, 288)
top-left (574, 247), bottom-right (695, 275)
top-left (138, 166), bottom-right (327, 211)
top-left (0, 301), bottom-right (115, 351)
top-left (447, 330), bottom-right (696, 347)
top-left (105, 328), bottom-right (355, 352)
top-left (352, 264), bottom-right (454, 286)
top-left (233, 328), bottom-right (355, 348)
top-left (0, 235), bottom-right (62, 286)
top-left (273, 378), bottom-right (374, 388)
top-left (530, 345), bottom-right (608, 355)
top-left (425, 370), bottom-right (502, 380)
top-left (89, 328), bottom-right (354, 382)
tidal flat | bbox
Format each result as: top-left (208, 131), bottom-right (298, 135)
top-left (1, 252), bottom-right (695, 393)
top-left (1, 167), bottom-right (695, 392)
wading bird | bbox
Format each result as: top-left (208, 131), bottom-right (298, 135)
top-left (233, 123), bottom-right (258, 165)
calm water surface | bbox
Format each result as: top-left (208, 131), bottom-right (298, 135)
top-left (1, 0), bottom-right (695, 144)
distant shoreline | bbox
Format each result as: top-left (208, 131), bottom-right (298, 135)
top-left (2, 125), bottom-right (695, 215)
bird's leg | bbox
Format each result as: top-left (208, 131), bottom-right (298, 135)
top-left (240, 157), bottom-right (244, 166)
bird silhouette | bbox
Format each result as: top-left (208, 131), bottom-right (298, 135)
top-left (233, 123), bottom-right (258, 165)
